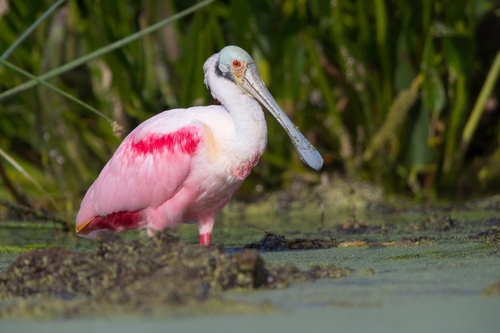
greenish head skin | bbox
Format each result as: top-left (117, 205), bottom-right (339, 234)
top-left (217, 45), bottom-right (254, 75)
top-left (214, 45), bottom-right (254, 86)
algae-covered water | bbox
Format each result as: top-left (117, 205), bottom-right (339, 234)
top-left (1, 190), bottom-right (499, 332)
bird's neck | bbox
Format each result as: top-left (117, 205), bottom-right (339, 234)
top-left (225, 94), bottom-right (266, 135)
top-left (204, 58), bottom-right (268, 164)
top-left (213, 82), bottom-right (268, 161)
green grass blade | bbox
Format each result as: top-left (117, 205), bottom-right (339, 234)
top-left (363, 74), bottom-right (423, 161)
top-left (1, 59), bottom-right (114, 124)
top-left (0, 147), bottom-right (72, 231)
top-left (374, 0), bottom-right (387, 48)
top-left (461, 51), bottom-right (500, 151)
top-left (0, 0), bottom-right (216, 102)
top-left (0, 150), bottom-right (43, 194)
top-left (442, 74), bottom-right (466, 173)
top-left (0, 0), bottom-right (66, 62)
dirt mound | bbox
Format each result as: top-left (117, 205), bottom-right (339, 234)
top-left (0, 231), bottom-right (351, 318)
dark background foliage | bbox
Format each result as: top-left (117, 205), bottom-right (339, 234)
top-left (0, 0), bottom-right (499, 218)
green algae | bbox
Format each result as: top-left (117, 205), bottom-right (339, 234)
top-left (0, 221), bottom-right (66, 230)
top-left (387, 253), bottom-right (426, 261)
top-left (0, 246), bottom-right (28, 254)
top-left (1, 191), bottom-right (500, 322)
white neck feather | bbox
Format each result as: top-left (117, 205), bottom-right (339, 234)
top-left (203, 54), bottom-right (268, 158)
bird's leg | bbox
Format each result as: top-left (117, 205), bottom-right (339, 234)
top-left (198, 217), bottom-right (215, 246)
top-left (199, 233), bottom-right (211, 246)
top-left (146, 227), bottom-right (157, 238)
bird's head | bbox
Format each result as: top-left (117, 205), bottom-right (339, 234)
top-left (214, 45), bottom-right (251, 86)
top-left (203, 46), bottom-right (323, 171)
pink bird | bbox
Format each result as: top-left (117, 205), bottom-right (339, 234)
top-left (75, 46), bottom-right (323, 246)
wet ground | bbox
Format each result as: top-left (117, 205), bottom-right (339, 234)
top-left (0, 186), bottom-right (499, 332)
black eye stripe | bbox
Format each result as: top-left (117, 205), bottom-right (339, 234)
top-left (214, 59), bottom-right (236, 83)
top-left (214, 60), bottom-right (223, 77)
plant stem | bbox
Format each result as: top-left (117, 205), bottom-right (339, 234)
top-left (0, 0), bottom-right (216, 102)
top-left (461, 51), bottom-right (500, 152)
top-left (1, 60), bottom-right (113, 123)
top-left (0, 0), bottom-right (66, 62)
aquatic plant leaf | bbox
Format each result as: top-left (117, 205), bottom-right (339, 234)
top-left (442, 37), bottom-right (474, 74)
top-left (422, 70), bottom-right (446, 115)
top-left (406, 104), bottom-right (432, 168)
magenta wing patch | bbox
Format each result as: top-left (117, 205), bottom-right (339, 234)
top-left (132, 127), bottom-right (202, 155)
top-left (76, 125), bottom-right (205, 231)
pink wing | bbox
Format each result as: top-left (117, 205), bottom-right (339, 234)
top-left (75, 111), bottom-right (205, 233)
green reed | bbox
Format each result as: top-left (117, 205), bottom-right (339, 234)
top-left (0, 0), bottom-right (498, 218)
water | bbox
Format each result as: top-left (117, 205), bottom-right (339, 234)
top-left (1, 204), bottom-right (499, 332)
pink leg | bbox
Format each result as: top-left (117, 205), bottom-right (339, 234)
top-left (199, 233), bottom-right (211, 246)
top-left (196, 215), bottom-right (216, 246)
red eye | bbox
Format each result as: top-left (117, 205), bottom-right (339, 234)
top-left (232, 60), bottom-right (241, 67)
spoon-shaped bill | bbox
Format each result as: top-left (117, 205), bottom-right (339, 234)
top-left (242, 63), bottom-right (323, 171)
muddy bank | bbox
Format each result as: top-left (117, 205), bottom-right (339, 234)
top-left (0, 231), bottom-right (351, 318)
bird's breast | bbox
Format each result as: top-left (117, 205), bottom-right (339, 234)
top-left (229, 152), bottom-right (261, 180)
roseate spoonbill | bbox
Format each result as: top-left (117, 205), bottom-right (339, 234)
top-left (75, 45), bottom-right (323, 246)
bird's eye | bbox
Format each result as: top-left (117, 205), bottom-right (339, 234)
top-left (232, 60), bottom-right (241, 68)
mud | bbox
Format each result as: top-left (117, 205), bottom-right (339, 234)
top-left (483, 279), bottom-right (500, 296)
top-left (245, 232), bottom-right (338, 251)
top-left (470, 226), bottom-right (500, 245)
top-left (242, 211), bottom-right (500, 252)
top-left (0, 231), bottom-right (351, 318)
top-left (331, 213), bottom-right (500, 244)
